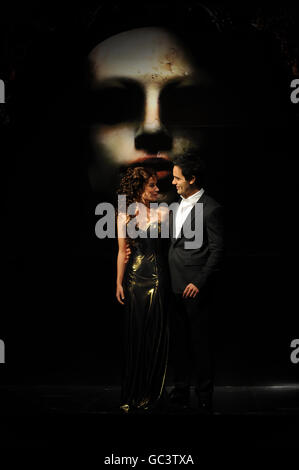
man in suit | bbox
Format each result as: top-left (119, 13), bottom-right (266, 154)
top-left (168, 153), bottom-right (224, 412)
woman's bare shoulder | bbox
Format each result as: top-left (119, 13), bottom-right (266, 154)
top-left (157, 205), bottom-right (170, 221)
top-left (117, 212), bottom-right (129, 224)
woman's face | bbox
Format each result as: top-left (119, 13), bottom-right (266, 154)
top-left (87, 26), bottom-right (214, 196)
top-left (141, 176), bottom-right (159, 203)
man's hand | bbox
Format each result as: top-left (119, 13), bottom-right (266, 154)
top-left (125, 243), bottom-right (131, 264)
top-left (182, 283), bottom-right (199, 298)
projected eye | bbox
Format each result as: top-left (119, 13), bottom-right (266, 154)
top-left (160, 85), bottom-right (222, 126)
top-left (86, 85), bottom-right (144, 125)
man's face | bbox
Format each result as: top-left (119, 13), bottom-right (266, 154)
top-left (88, 27), bottom-right (213, 197)
top-left (172, 165), bottom-right (194, 198)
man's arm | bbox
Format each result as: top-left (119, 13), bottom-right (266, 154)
top-left (193, 205), bottom-right (224, 289)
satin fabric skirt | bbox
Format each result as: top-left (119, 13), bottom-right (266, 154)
top-left (121, 251), bottom-right (169, 412)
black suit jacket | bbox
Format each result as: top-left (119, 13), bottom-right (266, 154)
top-left (168, 192), bottom-right (224, 293)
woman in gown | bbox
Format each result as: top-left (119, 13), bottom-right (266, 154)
top-left (116, 167), bottom-right (169, 413)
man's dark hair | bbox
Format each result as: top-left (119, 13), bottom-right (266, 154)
top-left (172, 153), bottom-right (206, 189)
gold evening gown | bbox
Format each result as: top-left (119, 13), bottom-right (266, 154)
top-left (120, 220), bottom-right (169, 412)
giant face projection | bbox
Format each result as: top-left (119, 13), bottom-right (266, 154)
top-left (87, 27), bottom-right (219, 199)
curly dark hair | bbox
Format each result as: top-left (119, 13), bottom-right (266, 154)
top-left (117, 166), bottom-right (157, 212)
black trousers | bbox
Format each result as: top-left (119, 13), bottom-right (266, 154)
top-left (170, 288), bottom-right (215, 396)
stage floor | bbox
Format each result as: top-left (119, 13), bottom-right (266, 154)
top-left (1, 383), bottom-right (298, 415)
top-left (0, 383), bottom-right (298, 457)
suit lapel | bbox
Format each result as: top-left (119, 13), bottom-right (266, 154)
top-left (188, 193), bottom-right (206, 227)
top-left (172, 193), bottom-right (206, 246)
top-left (173, 205), bottom-right (194, 246)
top-left (169, 200), bottom-right (180, 244)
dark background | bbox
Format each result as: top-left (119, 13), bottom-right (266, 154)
top-left (1, 1), bottom-right (299, 391)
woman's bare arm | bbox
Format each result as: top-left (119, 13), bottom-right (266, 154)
top-left (116, 214), bottom-right (128, 305)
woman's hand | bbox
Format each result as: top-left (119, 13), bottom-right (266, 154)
top-left (125, 243), bottom-right (131, 263)
top-left (116, 283), bottom-right (125, 305)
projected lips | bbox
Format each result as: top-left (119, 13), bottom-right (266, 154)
top-left (126, 153), bottom-right (172, 180)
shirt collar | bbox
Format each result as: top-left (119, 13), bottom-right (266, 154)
top-left (180, 188), bottom-right (204, 204)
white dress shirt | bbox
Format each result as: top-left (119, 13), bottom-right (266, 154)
top-left (175, 188), bottom-right (205, 238)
